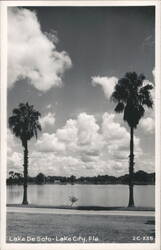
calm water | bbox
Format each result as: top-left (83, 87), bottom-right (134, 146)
top-left (7, 184), bottom-right (155, 207)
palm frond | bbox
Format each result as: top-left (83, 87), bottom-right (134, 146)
top-left (111, 71), bottom-right (154, 128)
top-left (114, 102), bottom-right (124, 113)
top-left (8, 103), bottom-right (42, 144)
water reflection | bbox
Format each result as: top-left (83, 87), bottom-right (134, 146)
top-left (7, 184), bottom-right (155, 207)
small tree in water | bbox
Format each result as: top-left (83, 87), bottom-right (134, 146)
top-left (69, 196), bottom-right (78, 207)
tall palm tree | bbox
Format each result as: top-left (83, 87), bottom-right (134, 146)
top-left (111, 72), bottom-right (153, 207)
top-left (9, 102), bottom-right (41, 204)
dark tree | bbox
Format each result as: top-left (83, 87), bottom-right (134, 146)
top-left (70, 175), bottom-right (76, 184)
top-left (36, 173), bottom-right (46, 184)
top-left (8, 102), bottom-right (41, 204)
top-left (111, 72), bottom-right (153, 207)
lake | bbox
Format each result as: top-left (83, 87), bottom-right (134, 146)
top-left (7, 184), bottom-right (155, 207)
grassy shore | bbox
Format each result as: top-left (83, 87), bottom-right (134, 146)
top-left (7, 204), bottom-right (155, 211)
top-left (7, 212), bottom-right (155, 243)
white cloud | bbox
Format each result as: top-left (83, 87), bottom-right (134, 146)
top-left (29, 152), bottom-right (87, 177)
top-left (8, 7), bottom-right (72, 91)
top-left (102, 113), bottom-right (142, 160)
top-left (102, 112), bottom-right (130, 160)
top-left (40, 112), bottom-right (55, 129)
top-left (31, 112), bottom-right (142, 176)
top-left (56, 113), bottom-right (105, 158)
top-left (77, 113), bottom-right (100, 145)
top-left (7, 112), bottom-right (146, 177)
top-left (139, 78), bottom-right (155, 134)
top-left (140, 117), bottom-right (155, 133)
top-left (137, 157), bottom-right (155, 173)
top-left (56, 119), bottom-right (77, 143)
top-left (7, 129), bottom-right (22, 172)
top-left (36, 133), bottom-right (66, 153)
top-left (8, 152), bottom-right (22, 170)
top-left (91, 76), bottom-right (118, 99)
top-left (102, 113), bottom-right (129, 145)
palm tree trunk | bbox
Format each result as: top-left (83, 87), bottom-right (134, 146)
top-left (128, 127), bottom-right (135, 207)
top-left (22, 140), bottom-right (28, 205)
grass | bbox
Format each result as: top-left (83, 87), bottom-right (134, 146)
top-left (7, 212), bottom-right (155, 243)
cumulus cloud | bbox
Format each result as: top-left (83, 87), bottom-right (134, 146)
top-left (102, 113), bottom-right (129, 159)
top-left (57, 113), bottom-right (105, 158)
top-left (8, 7), bottom-right (72, 91)
top-left (77, 113), bottom-right (100, 145)
top-left (91, 76), bottom-right (118, 99)
top-left (7, 111), bottom-right (146, 176)
top-left (102, 113), bottom-right (142, 160)
top-left (40, 112), bottom-right (55, 129)
top-left (8, 152), bottom-right (22, 170)
top-left (102, 113), bottom-right (129, 145)
top-left (140, 117), bottom-right (155, 133)
top-left (29, 152), bottom-right (87, 177)
top-left (36, 133), bottom-right (66, 153)
top-left (56, 119), bottom-right (78, 143)
top-left (30, 112), bottom-right (142, 176)
top-left (37, 113), bottom-right (105, 158)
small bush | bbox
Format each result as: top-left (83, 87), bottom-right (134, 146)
top-left (69, 196), bottom-right (78, 207)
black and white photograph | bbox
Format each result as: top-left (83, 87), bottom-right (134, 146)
top-left (0, 1), bottom-right (161, 250)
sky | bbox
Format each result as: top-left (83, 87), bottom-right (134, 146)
top-left (7, 6), bottom-right (155, 177)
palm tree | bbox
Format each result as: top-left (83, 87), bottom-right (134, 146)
top-left (9, 102), bottom-right (41, 205)
top-left (111, 72), bottom-right (153, 207)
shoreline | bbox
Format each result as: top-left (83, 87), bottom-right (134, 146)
top-left (7, 204), bottom-right (155, 211)
top-left (7, 182), bottom-right (155, 186)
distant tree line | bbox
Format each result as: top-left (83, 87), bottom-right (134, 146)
top-left (7, 170), bottom-right (155, 186)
